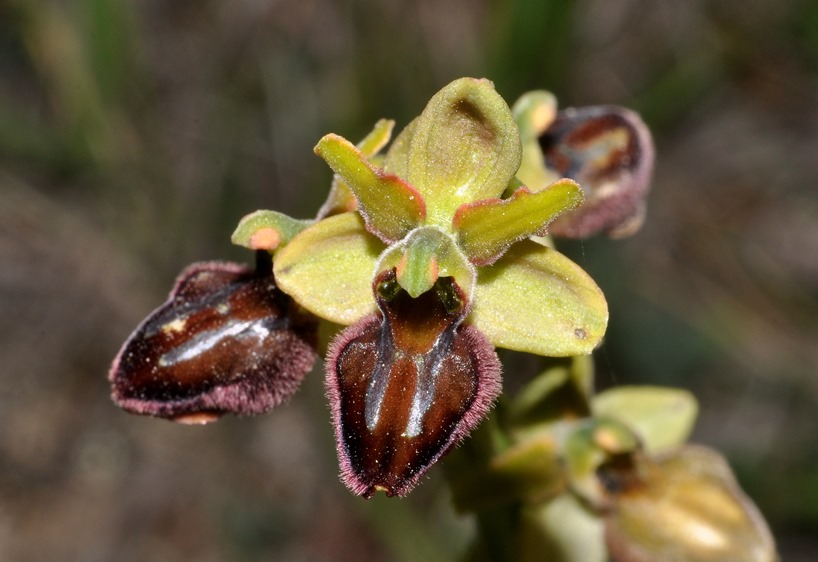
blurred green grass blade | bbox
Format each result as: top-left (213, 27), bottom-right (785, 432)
top-left (82, 0), bottom-right (138, 106)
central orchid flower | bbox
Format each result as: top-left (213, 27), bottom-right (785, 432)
top-left (110, 78), bottom-right (614, 497)
top-left (264, 78), bottom-right (607, 497)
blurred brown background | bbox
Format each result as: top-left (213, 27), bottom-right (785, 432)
top-left (1, 0), bottom-right (817, 560)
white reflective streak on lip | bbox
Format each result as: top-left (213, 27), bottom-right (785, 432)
top-left (158, 320), bottom-right (269, 366)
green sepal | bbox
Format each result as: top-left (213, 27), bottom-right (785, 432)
top-left (230, 210), bottom-right (312, 251)
top-left (376, 226), bottom-right (475, 299)
top-left (318, 119), bottom-right (396, 218)
top-left (513, 91), bottom-right (561, 193)
top-left (273, 212), bottom-right (383, 325)
top-left (468, 240), bottom-right (608, 356)
top-left (592, 386), bottom-right (698, 454)
top-left (453, 179), bottom-right (583, 265)
top-left (405, 78), bottom-right (522, 226)
top-left (315, 133), bottom-right (425, 242)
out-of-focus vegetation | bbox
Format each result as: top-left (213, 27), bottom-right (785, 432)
top-left (1, 1), bottom-right (817, 560)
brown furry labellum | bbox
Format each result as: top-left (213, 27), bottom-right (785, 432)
top-left (326, 269), bottom-right (502, 497)
top-left (109, 253), bottom-right (318, 423)
top-left (539, 106), bottom-right (655, 239)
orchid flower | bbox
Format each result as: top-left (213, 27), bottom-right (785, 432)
top-left (110, 77), bottom-right (652, 498)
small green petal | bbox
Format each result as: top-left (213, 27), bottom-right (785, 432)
top-left (405, 77), bottom-right (522, 226)
top-left (469, 240), bottom-right (608, 356)
top-left (453, 179), bottom-right (583, 265)
top-left (231, 210), bottom-right (312, 251)
top-left (376, 226), bottom-right (475, 299)
top-left (317, 119), bottom-right (396, 219)
top-left (512, 90), bottom-right (557, 141)
top-left (274, 212), bottom-right (382, 325)
top-left (509, 356), bottom-right (595, 435)
top-left (593, 386), bottom-right (698, 454)
top-left (357, 118), bottom-right (395, 156)
top-left (315, 134), bottom-right (426, 242)
top-left (513, 91), bottom-right (562, 194)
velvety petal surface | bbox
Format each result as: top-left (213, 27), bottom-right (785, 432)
top-left (469, 240), bottom-right (608, 356)
top-left (326, 270), bottom-right (501, 497)
top-left (109, 258), bottom-right (318, 423)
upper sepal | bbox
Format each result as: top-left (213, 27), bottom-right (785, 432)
top-left (326, 269), bottom-right (501, 497)
top-left (404, 77), bottom-right (522, 226)
top-left (109, 255), bottom-right (318, 423)
top-left (593, 386), bottom-right (698, 455)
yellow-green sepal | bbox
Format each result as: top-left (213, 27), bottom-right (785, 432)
top-left (273, 212), bottom-right (383, 325)
top-left (592, 386), bottom-right (698, 455)
top-left (453, 179), bottom-right (583, 265)
top-left (404, 78), bottom-right (522, 226)
top-left (468, 240), bottom-right (608, 356)
top-left (315, 133), bottom-right (425, 242)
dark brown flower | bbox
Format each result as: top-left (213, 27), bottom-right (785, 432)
top-left (326, 269), bottom-right (502, 497)
top-left (540, 106), bottom-right (654, 239)
top-left (109, 254), bottom-right (318, 424)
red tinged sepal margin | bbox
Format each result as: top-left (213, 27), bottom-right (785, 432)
top-left (326, 269), bottom-right (502, 497)
top-left (109, 252), bottom-right (318, 423)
